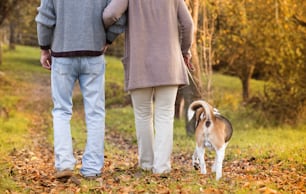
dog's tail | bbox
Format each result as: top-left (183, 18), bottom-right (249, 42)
top-left (187, 100), bottom-right (213, 122)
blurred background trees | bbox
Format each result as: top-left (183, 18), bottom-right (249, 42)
top-left (185, 0), bottom-right (306, 125)
top-left (0, 0), bottom-right (305, 125)
top-left (0, 0), bottom-right (39, 64)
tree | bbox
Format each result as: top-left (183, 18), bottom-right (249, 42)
top-left (194, 0), bottom-right (305, 125)
top-left (214, 0), bottom-right (276, 102)
top-left (261, 0), bottom-right (306, 125)
top-left (8, 0), bottom-right (40, 47)
top-left (0, 0), bottom-right (18, 25)
top-left (0, 0), bottom-right (19, 65)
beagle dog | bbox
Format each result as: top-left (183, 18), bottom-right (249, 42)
top-left (187, 100), bottom-right (233, 180)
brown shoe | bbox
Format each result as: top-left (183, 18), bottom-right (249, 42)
top-left (55, 169), bottom-right (73, 179)
top-left (80, 173), bottom-right (101, 181)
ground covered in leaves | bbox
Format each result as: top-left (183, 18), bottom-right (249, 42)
top-left (7, 122), bottom-right (306, 193)
top-left (7, 101), bottom-right (306, 194)
top-left (1, 54), bottom-right (305, 193)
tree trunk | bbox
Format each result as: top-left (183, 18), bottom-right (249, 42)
top-left (0, 31), bottom-right (3, 65)
top-left (202, 1), bottom-right (216, 101)
top-left (0, 41), bottom-right (2, 65)
top-left (241, 64), bottom-right (255, 102)
top-left (9, 22), bottom-right (15, 50)
top-left (241, 76), bottom-right (250, 102)
top-left (189, 0), bottom-right (203, 90)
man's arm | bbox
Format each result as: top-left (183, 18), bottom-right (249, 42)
top-left (35, 0), bottom-right (55, 69)
top-left (35, 0), bottom-right (56, 50)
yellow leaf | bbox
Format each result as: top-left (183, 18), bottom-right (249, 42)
top-left (258, 187), bottom-right (278, 194)
top-left (243, 182), bottom-right (250, 188)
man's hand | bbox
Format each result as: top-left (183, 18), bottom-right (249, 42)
top-left (40, 50), bottom-right (51, 70)
top-left (102, 44), bottom-right (110, 54)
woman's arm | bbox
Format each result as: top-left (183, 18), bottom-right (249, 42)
top-left (177, 0), bottom-right (194, 57)
top-left (103, 0), bottom-right (129, 29)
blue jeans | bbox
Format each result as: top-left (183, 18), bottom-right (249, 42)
top-left (51, 56), bottom-right (105, 176)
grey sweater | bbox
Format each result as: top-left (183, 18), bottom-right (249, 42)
top-left (35, 0), bottom-right (126, 57)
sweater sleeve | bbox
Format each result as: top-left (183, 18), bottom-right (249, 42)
top-left (35, 0), bottom-right (56, 50)
top-left (177, 0), bottom-right (194, 57)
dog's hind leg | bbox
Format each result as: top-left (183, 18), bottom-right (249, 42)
top-left (196, 146), bottom-right (206, 174)
top-left (214, 144), bottom-right (227, 180)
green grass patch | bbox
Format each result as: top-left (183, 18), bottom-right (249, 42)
top-left (0, 45), bottom-right (45, 192)
top-left (105, 56), bottom-right (129, 107)
top-left (228, 126), bottom-right (306, 162)
top-left (2, 45), bottom-right (41, 73)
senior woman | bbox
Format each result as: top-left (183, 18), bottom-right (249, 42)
top-left (103, 0), bottom-right (194, 174)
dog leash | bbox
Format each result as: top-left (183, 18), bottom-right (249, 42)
top-left (185, 65), bottom-right (204, 99)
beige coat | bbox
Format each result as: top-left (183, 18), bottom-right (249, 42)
top-left (103, 0), bottom-right (194, 91)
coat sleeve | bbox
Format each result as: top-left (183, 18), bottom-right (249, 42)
top-left (103, 0), bottom-right (128, 28)
top-left (177, 0), bottom-right (194, 57)
top-left (104, 3), bottom-right (127, 43)
top-left (35, 0), bottom-right (56, 50)
top-left (103, 0), bottom-right (128, 43)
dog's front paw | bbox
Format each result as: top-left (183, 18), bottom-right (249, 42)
top-left (192, 156), bottom-right (200, 170)
top-left (193, 162), bottom-right (200, 170)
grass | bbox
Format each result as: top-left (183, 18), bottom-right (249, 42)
top-left (0, 46), bottom-right (40, 192)
top-left (106, 106), bottom-right (306, 163)
top-left (1, 45), bottom-right (305, 193)
top-left (229, 126), bottom-right (306, 163)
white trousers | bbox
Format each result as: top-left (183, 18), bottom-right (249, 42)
top-left (130, 86), bottom-right (178, 174)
